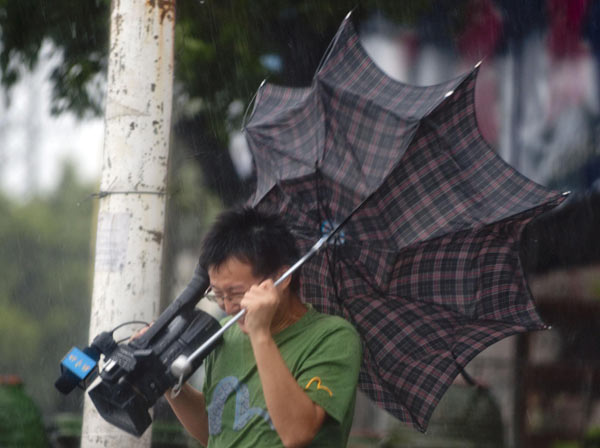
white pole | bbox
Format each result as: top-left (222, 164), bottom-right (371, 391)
top-left (81, 1), bottom-right (176, 446)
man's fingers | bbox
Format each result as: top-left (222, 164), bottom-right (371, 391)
top-left (129, 321), bottom-right (154, 341)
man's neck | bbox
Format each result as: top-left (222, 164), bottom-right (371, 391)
top-left (270, 294), bottom-right (307, 335)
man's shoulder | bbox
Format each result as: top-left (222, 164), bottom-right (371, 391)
top-left (304, 306), bottom-right (360, 340)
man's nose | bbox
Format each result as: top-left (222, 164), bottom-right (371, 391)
top-left (224, 299), bottom-right (240, 315)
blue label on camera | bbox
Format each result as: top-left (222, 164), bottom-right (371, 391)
top-left (61, 347), bottom-right (97, 380)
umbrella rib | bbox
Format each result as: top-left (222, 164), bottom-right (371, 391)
top-left (313, 9), bottom-right (353, 75)
top-left (315, 165), bottom-right (341, 303)
top-left (241, 78), bottom-right (267, 131)
top-left (393, 191), bottom-right (566, 250)
top-left (268, 143), bottom-right (315, 171)
top-left (315, 164), bottom-right (333, 229)
top-left (323, 243), bottom-right (342, 305)
top-left (320, 85), bottom-right (420, 194)
top-left (337, 254), bottom-right (388, 300)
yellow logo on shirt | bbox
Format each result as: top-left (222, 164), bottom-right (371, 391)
top-left (305, 377), bottom-right (333, 397)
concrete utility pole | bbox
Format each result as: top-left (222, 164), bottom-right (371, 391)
top-left (81, 1), bottom-right (176, 446)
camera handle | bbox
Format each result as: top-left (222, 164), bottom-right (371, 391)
top-left (170, 232), bottom-right (332, 395)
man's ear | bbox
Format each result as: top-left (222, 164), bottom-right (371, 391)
top-left (275, 265), bottom-right (292, 290)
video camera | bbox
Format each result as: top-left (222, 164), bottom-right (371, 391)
top-left (54, 265), bottom-right (222, 437)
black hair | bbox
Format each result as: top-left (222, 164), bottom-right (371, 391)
top-left (199, 207), bottom-right (300, 292)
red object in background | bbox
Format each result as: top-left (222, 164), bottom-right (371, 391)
top-left (456, 0), bottom-right (502, 146)
top-left (0, 375), bottom-right (22, 385)
top-left (457, 0), bottom-right (503, 61)
top-left (547, 0), bottom-right (589, 59)
top-left (473, 63), bottom-right (499, 145)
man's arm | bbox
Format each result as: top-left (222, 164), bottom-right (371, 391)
top-left (242, 280), bottom-right (327, 448)
top-left (164, 383), bottom-right (210, 446)
top-left (250, 332), bottom-right (327, 448)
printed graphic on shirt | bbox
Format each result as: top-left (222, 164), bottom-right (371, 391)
top-left (304, 376), bottom-right (333, 397)
top-left (207, 376), bottom-right (274, 435)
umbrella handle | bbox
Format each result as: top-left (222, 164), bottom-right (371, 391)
top-left (169, 234), bottom-right (330, 391)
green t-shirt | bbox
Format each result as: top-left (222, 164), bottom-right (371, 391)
top-left (202, 304), bottom-right (362, 447)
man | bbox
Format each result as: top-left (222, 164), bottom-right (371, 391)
top-left (165, 207), bottom-right (362, 447)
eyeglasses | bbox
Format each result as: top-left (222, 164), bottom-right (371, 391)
top-left (204, 287), bottom-right (248, 307)
top-left (204, 277), bottom-right (268, 307)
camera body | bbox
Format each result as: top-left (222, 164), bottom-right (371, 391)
top-left (55, 266), bottom-right (222, 437)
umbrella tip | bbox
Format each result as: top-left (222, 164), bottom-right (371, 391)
top-left (562, 190), bottom-right (571, 196)
top-left (344, 10), bottom-right (353, 21)
top-left (444, 90), bottom-right (454, 99)
top-left (475, 60), bottom-right (483, 68)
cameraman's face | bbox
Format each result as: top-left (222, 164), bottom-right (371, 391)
top-left (207, 257), bottom-right (262, 316)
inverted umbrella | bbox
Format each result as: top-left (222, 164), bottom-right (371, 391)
top-left (244, 14), bottom-right (566, 432)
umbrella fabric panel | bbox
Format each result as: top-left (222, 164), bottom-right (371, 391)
top-left (362, 73), bottom-right (562, 250)
top-left (314, 19), bottom-right (469, 198)
top-left (315, 213), bottom-right (558, 430)
top-left (346, 293), bottom-right (533, 431)
top-left (317, 19), bottom-right (468, 123)
top-left (253, 175), bottom-right (350, 240)
top-left (248, 84), bottom-right (311, 126)
top-left (247, 84), bottom-right (324, 204)
top-left (317, 81), bottom-right (419, 198)
top-left (386, 210), bottom-right (555, 325)
top-left (423, 69), bottom-right (561, 219)
top-left (255, 173), bottom-right (366, 240)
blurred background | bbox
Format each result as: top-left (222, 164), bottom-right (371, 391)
top-left (0, 0), bottom-right (599, 447)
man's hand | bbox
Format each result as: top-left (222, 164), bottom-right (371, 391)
top-left (239, 279), bottom-right (280, 337)
top-left (128, 322), bottom-right (152, 341)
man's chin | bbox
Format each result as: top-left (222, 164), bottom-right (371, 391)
top-left (236, 318), bottom-right (248, 334)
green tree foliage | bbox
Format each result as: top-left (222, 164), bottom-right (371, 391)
top-left (0, 164), bottom-right (95, 414)
top-left (0, 0), bottom-right (109, 116)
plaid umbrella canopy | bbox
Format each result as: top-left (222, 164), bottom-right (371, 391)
top-left (244, 14), bottom-right (566, 432)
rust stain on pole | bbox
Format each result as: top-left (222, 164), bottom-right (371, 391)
top-left (146, 0), bottom-right (175, 23)
top-left (145, 229), bottom-right (164, 245)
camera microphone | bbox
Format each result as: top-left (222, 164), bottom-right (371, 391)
top-left (54, 345), bottom-right (101, 394)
